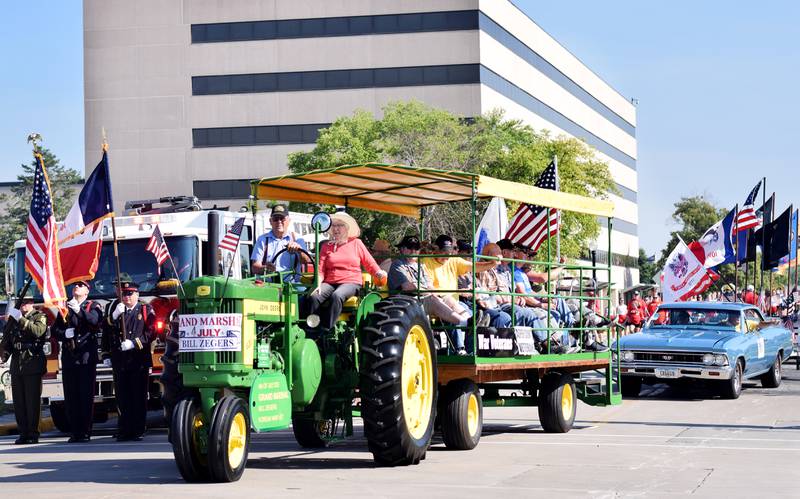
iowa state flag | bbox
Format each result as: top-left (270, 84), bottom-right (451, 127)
top-left (57, 150), bottom-right (114, 284)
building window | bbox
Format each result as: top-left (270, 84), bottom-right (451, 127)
top-left (192, 64), bottom-right (480, 96)
top-left (192, 123), bottom-right (330, 148)
top-left (190, 10), bottom-right (478, 43)
top-left (193, 179), bottom-right (252, 199)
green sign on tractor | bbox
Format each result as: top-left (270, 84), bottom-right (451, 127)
top-left (171, 164), bottom-right (621, 482)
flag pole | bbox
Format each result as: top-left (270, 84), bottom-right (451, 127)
top-left (104, 139), bottom-right (128, 341)
top-left (733, 203), bottom-right (739, 300)
top-left (166, 251), bottom-right (186, 297)
top-left (554, 154), bottom-right (560, 262)
top-left (759, 177), bottom-right (767, 297)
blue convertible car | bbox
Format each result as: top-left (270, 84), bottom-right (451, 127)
top-left (616, 302), bottom-right (793, 399)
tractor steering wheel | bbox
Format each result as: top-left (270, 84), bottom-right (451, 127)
top-left (269, 247), bottom-right (317, 283)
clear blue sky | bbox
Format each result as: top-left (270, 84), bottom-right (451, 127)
top-left (1, 1), bottom-right (798, 256)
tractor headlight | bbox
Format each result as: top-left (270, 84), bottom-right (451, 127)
top-left (621, 351), bottom-right (634, 362)
top-left (306, 314), bottom-right (321, 329)
top-left (714, 354), bottom-right (728, 366)
top-left (702, 353), bottom-right (714, 365)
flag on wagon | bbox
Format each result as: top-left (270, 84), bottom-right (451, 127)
top-left (57, 150), bottom-right (114, 284)
top-left (219, 217), bottom-right (245, 253)
top-left (25, 153), bottom-right (67, 315)
top-left (475, 197), bottom-right (508, 254)
top-left (146, 224), bottom-right (170, 267)
top-left (505, 160), bottom-right (560, 253)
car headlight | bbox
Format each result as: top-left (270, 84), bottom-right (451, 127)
top-left (713, 354), bottom-right (728, 366)
top-left (702, 353), bottom-right (714, 365)
top-left (621, 351), bottom-right (634, 362)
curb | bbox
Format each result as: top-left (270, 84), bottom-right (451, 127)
top-left (0, 417), bottom-right (54, 436)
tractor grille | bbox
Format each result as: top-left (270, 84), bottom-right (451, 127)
top-left (633, 351), bottom-right (705, 364)
top-left (179, 352), bottom-right (195, 364)
top-left (216, 351), bottom-right (238, 364)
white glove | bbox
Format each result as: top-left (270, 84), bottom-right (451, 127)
top-left (7, 306), bottom-right (21, 321)
top-left (102, 358), bottom-right (112, 368)
top-left (120, 339), bottom-right (135, 351)
top-left (112, 303), bottom-right (126, 320)
top-left (67, 298), bottom-right (80, 314)
top-left (65, 328), bottom-right (75, 339)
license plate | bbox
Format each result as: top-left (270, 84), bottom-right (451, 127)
top-left (655, 368), bottom-right (679, 379)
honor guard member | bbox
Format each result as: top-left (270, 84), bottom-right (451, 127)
top-left (0, 290), bottom-right (48, 444)
top-left (52, 280), bottom-right (103, 442)
top-left (102, 275), bottom-right (155, 441)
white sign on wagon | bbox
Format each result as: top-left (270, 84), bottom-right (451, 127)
top-left (178, 313), bottom-right (242, 352)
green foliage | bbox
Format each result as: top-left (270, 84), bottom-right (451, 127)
top-left (0, 148), bottom-right (82, 292)
top-left (638, 248), bottom-right (658, 284)
top-left (285, 100), bottom-right (616, 259)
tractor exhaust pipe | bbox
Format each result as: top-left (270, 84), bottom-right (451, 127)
top-left (207, 210), bottom-right (221, 276)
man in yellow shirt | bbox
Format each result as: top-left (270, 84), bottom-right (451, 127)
top-left (424, 235), bottom-right (498, 354)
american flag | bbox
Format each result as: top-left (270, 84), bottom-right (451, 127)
top-left (734, 180), bottom-right (762, 234)
top-left (146, 224), bottom-right (170, 266)
top-left (505, 161), bottom-right (560, 252)
top-left (25, 154), bottom-right (67, 314)
top-left (219, 217), bottom-right (245, 252)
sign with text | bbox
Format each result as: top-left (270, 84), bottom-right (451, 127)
top-left (178, 313), bottom-right (242, 352)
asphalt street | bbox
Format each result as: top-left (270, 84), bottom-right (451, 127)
top-left (1, 362), bottom-right (799, 498)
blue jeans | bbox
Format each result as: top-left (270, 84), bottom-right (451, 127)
top-left (484, 307), bottom-right (512, 328)
top-left (451, 301), bottom-right (473, 351)
top-left (500, 304), bottom-right (548, 342)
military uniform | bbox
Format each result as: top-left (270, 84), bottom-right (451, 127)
top-left (1, 305), bottom-right (48, 444)
top-left (52, 296), bottom-right (103, 442)
top-left (102, 297), bottom-right (155, 441)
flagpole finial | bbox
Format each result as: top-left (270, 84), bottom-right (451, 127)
top-left (27, 132), bottom-right (43, 153)
top-left (101, 127), bottom-right (109, 152)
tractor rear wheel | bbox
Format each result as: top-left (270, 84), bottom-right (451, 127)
top-left (207, 396), bottom-right (250, 482)
top-left (440, 379), bottom-right (483, 450)
top-left (171, 397), bottom-right (209, 483)
top-left (361, 296), bottom-right (437, 466)
top-left (538, 372), bottom-right (577, 433)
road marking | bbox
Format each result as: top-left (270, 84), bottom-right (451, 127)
top-left (480, 440), bottom-right (800, 452)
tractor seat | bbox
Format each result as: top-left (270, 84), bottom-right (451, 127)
top-left (343, 296), bottom-right (360, 309)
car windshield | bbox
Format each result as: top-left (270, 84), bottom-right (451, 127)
top-left (645, 307), bottom-right (741, 330)
top-left (15, 236), bottom-right (198, 300)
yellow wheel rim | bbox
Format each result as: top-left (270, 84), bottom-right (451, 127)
top-left (466, 393), bottom-right (479, 437)
top-left (561, 383), bottom-right (574, 421)
top-left (191, 412), bottom-right (207, 465)
top-left (227, 412), bottom-right (247, 469)
top-left (401, 325), bottom-right (434, 440)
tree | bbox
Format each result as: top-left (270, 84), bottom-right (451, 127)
top-left (0, 148), bottom-right (82, 292)
top-left (657, 196), bottom-right (726, 269)
top-left (638, 248), bottom-right (658, 284)
top-left (286, 101), bottom-right (617, 259)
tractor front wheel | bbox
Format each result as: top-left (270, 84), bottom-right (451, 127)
top-left (171, 397), bottom-right (209, 483)
top-left (207, 396), bottom-right (250, 482)
top-left (361, 296), bottom-right (437, 466)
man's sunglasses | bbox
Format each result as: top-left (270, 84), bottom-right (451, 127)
top-left (122, 290), bottom-right (137, 296)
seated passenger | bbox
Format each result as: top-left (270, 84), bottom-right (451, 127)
top-left (370, 238), bottom-right (393, 273)
top-left (308, 212), bottom-right (387, 331)
top-left (424, 236), bottom-right (499, 354)
top-left (250, 204), bottom-right (309, 280)
top-left (388, 236), bottom-right (471, 355)
top-left (473, 243), bottom-right (512, 328)
top-left (673, 310), bottom-right (690, 325)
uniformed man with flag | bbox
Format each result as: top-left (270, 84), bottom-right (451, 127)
top-left (102, 274), bottom-right (155, 441)
top-left (1, 290), bottom-right (48, 444)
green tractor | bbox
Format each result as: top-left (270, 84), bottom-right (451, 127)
top-left (172, 249), bottom-right (436, 482)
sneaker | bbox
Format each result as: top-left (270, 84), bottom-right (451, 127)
top-left (457, 348), bottom-right (468, 356)
top-left (584, 341), bottom-right (609, 352)
top-left (479, 310), bottom-right (491, 327)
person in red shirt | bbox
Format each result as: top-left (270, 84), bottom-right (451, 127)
top-left (648, 292), bottom-right (666, 324)
top-left (742, 284), bottom-right (757, 305)
top-left (309, 212), bottom-right (387, 330)
top-left (627, 290), bottom-right (647, 332)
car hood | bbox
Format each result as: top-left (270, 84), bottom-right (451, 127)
top-left (617, 328), bottom-right (736, 351)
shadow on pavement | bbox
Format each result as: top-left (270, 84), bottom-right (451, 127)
top-left (575, 419), bottom-right (800, 431)
top-left (0, 458), bottom-right (182, 484)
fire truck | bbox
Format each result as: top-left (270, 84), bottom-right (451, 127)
top-left (2, 196), bottom-right (317, 432)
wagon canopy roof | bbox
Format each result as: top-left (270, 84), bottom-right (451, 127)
top-left (252, 163), bottom-right (614, 219)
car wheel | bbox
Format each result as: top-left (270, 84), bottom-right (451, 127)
top-left (760, 354), bottom-right (782, 388)
top-left (719, 359), bottom-right (743, 399)
top-left (621, 376), bottom-right (642, 398)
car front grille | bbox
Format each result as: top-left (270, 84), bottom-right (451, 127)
top-left (632, 351), bottom-right (705, 364)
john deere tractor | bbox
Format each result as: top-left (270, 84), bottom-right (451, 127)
top-left (171, 241), bottom-right (436, 482)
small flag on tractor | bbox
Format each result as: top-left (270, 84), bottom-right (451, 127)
top-left (219, 217), bottom-right (245, 253)
top-left (146, 224), bottom-right (170, 267)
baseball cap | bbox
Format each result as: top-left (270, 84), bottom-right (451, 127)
top-left (270, 205), bottom-right (289, 218)
top-left (456, 239), bottom-right (473, 253)
top-left (397, 235), bottom-right (421, 250)
top-left (435, 234), bottom-right (454, 250)
top-left (497, 238), bottom-right (514, 250)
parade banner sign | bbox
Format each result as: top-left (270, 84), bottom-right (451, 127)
top-left (178, 313), bottom-right (242, 352)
